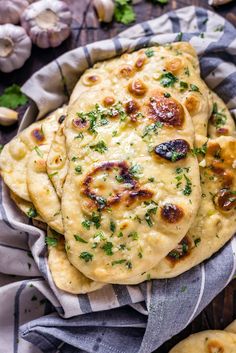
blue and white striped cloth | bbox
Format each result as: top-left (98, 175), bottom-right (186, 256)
top-left (0, 6), bottom-right (236, 353)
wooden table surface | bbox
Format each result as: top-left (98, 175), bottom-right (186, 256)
top-left (0, 0), bottom-right (236, 352)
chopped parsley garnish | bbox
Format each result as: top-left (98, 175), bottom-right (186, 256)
top-left (81, 220), bottom-right (91, 230)
top-left (129, 163), bottom-right (143, 179)
top-left (27, 207), bottom-right (37, 218)
top-left (148, 177), bottom-right (155, 182)
top-left (114, 0), bottom-right (136, 25)
top-left (45, 236), bottom-right (58, 247)
top-left (34, 146), bottom-right (43, 158)
top-left (194, 238), bottom-right (201, 247)
top-left (145, 205), bottom-right (158, 227)
top-left (138, 252), bottom-right (143, 258)
top-left (110, 220), bottom-right (116, 233)
top-left (183, 174), bottom-right (192, 196)
top-left (177, 32), bottom-right (183, 41)
top-left (74, 132), bottom-right (84, 139)
top-left (142, 121), bottom-right (163, 138)
top-left (159, 72), bottom-right (178, 87)
top-left (184, 67), bottom-right (190, 76)
top-left (145, 48), bottom-right (154, 58)
top-left (90, 140), bottom-right (108, 154)
top-left (171, 151), bottom-right (185, 162)
top-left (74, 234), bottom-right (88, 243)
top-left (211, 102), bottom-right (227, 128)
top-left (90, 212), bottom-right (101, 228)
top-left (179, 81), bottom-right (188, 92)
top-left (126, 261), bottom-right (132, 269)
top-left (115, 174), bottom-right (124, 183)
top-left (102, 242), bottom-right (113, 256)
top-left (48, 172), bottom-right (58, 179)
top-left (71, 156), bottom-right (77, 162)
top-left (192, 142), bottom-right (207, 156)
top-left (128, 231), bottom-right (139, 240)
top-left (95, 196), bottom-right (107, 209)
top-left (0, 84), bottom-right (28, 109)
top-left (82, 212), bottom-right (101, 230)
top-left (164, 92), bottom-right (171, 98)
top-left (118, 231), bottom-right (123, 238)
top-left (75, 165), bottom-right (82, 174)
top-left (112, 259), bottom-right (126, 266)
top-left (80, 251), bottom-right (93, 262)
top-left (189, 84), bottom-right (200, 92)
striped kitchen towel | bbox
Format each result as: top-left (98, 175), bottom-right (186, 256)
top-left (0, 6), bottom-right (236, 353)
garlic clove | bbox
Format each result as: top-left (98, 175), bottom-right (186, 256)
top-left (0, 24), bottom-right (32, 73)
top-left (21, 0), bottom-right (72, 49)
top-left (209, 0), bottom-right (233, 5)
top-left (93, 0), bottom-right (115, 23)
top-left (0, 107), bottom-right (18, 126)
top-left (0, 0), bottom-right (28, 25)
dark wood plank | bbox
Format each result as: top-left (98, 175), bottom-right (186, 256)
top-left (0, 1), bottom-right (236, 351)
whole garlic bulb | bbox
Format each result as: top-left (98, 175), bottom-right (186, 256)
top-left (0, 0), bottom-right (28, 25)
top-left (21, 0), bottom-right (72, 49)
top-left (0, 24), bottom-right (32, 73)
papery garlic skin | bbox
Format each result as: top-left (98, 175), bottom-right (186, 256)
top-left (93, 0), bottom-right (115, 23)
top-left (0, 0), bottom-right (28, 25)
top-left (0, 24), bottom-right (32, 73)
top-left (0, 107), bottom-right (18, 126)
top-left (21, 0), bottom-right (72, 48)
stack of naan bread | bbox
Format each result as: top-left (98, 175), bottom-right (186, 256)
top-left (1, 42), bottom-right (236, 294)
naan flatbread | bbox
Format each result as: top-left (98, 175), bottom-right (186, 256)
top-left (0, 107), bottom-right (65, 201)
top-left (62, 85), bottom-right (201, 283)
top-left (26, 145), bottom-right (63, 234)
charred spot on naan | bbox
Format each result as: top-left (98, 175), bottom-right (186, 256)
top-left (118, 64), bottom-right (135, 79)
top-left (31, 128), bottom-right (45, 144)
top-left (58, 115), bottom-right (66, 124)
top-left (128, 79), bottom-right (147, 97)
top-left (160, 203), bottom-right (184, 223)
top-left (72, 116), bottom-right (90, 131)
top-left (214, 189), bottom-right (236, 212)
top-left (135, 55), bottom-right (147, 71)
top-left (154, 139), bottom-right (190, 162)
top-left (164, 57), bottom-right (183, 74)
top-left (206, 141), bottom-right (236, 188)
top-left (82, 73), bottom-right (101, 86)
top-left (81, 161), bottom-right (153, 210)
top-left (167, 236), bottom-right (191, 263)
top-left (206, 339), bottom-right (224, 353)
top-left (125, 100), bottom-right (141, 122)
top-left (146, 92), bottom-right (185, 127)
top-left (103, 96), bottom-right (116, 107)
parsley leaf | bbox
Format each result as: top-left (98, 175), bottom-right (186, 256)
top-left (145, 48), bottom-right (154, 58)
top-left (75, 165), bottom-right (82, 174)
top-left (211, 102), bottom-right (227, 128)
top-left (80, 251), bottom-right (93, 262)
top-left (129, 163), bottom-right (143, 179)
top-left (159, 72), bottom-right (178, 87)
top-left (81, 220), bottom-right (91, 230)
top-left (192, 142), bottom-right (207, 157)
top-left (45, 236), bottom-right (58, 247)
top-left (183, 174), bottom-right (192, 196)
top-left (102, 242), bottom-right (113, 256)
top-left (27, 207), bottom-right (37, 218)
top-left (0, 84), bottom-right (28, 109)
top-left (190, 84), bottom-right (200, 92)
top-left (145, 206), bottom-right (158, 227)
top-left (114, 0), bottom-right (136, 25)
top-left (112, 259), bottom-right (126, 266)
top-left (74, 234), bottom-right (88, 243)
top-left (90, 140), bottom-right (108, 154)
